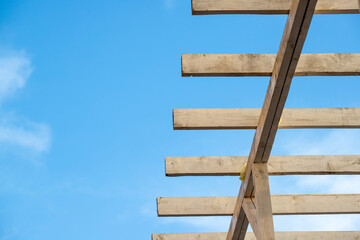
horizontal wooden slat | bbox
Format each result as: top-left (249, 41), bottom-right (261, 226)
top-left (173, 108), bottom-right (360, 130)
top-left (157, 194), bottom-right (360, 216)
top-left (192, 0), bottom-right (360, 15)
top-left (165, 155), bottom-right (360, 176)
top-left (152, 232), bottom-right (360, 240)
top-left (182, 54), bottom-right (360, 77)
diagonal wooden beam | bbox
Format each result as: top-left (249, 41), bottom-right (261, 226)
top-left (242, 198), bottom-right (259, 239)
top-left (165, 155), bottom-right (360, 176)
top-left (191, 0), bottom-right (360, 15)
top-left (227, 0), bottom-right (318, 239)
top-left (157, 194), bottom-right (360, 216)
top-left (173, 108), bottom-right (360, 130)
top-left (152, 232), bottom-right (360, 240)
top-left (182, 53), bottom-right (360, 77)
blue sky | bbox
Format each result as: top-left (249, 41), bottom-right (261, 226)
top-left (0, 0), bottom-right (359, 239)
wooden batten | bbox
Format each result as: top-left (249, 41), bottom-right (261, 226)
top-left (173, 108), bottom-right (360, 130)
top-left (182, 53), bottom-right (360, 77)
top-left (165, 155), bottom-right (360, 176)
top-left (157, 194), bottom-right (360, 216)
top-left (192, 0), bottom-right (360, 15)
top-left (153, 232), bottom-right (360, 240)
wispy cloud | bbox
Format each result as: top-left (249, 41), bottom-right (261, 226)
top-left (0, 48), bottom-right (51, 155)
top-left (274, 130), bottom-right (360, 230)
top-left (281, 130), bottom-right (360, 155)
top-left (280, 130), bottom-right (360, 194)
top-left (0, 118), bottom-right (51, 153)
top-left (158, 130), bottom-right (360, 232)
top-left (275, 214), bottom-right (360, 231)
top-left (0, 50), bottom-right (32, 103)
top-left (160, 216), bottom-right (232, 232)
top-left (164, 0), bottom-right (175, 10)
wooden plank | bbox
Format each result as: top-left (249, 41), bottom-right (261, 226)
top-left (252, 164), bottom-right (274, 240)
top-left (173, 108), bottom-right (360, 129)
top-left (152, 232), bottom-right (360, 240)
top-left (228, 0), bottom-right (318, 238)
top-left (192, 0), bottom-right (360, 15)
top-left (165, 155), bottom-right (360, 176)
top-left (157, 194), bottom-right (360, 216)
top-left (182, 53), bottom-right (360, 77)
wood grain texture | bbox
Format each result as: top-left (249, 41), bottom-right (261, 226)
top-left (173, 108), bottom-right (360, 129)
top-left (228, 1), bottom-right (318, 238)
top-left (242, 198), bottom-right (259, 239)
top-left (252, 164), bottom-right (274, 240)
top-left (157, 194), bottom-right (360, 216)
top-left (192, 0), bottom-right (360, 15)
top-left (182, 53), bottom-right (360, 77)
top-left (152, 232), bottom-right (360, 240)
top-left (165, 155), bottom-right (360, 176)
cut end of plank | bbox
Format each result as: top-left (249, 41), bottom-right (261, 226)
top-left (172, 109), bottom-right (176, 130)
top-left (181, 54), bottom-right (193, 77)
top-left (156, 198), bottom-right (161, 217)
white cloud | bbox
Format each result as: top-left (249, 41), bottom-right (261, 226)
top-left (275, 215), bottom-right (360, 231)
top-left (158, 131), bottom-right (360, 232)
top-left (281, 130), bottom-right (360, 155)
top-left (272, 130), bottom-right (360, 230)
top-left (0, 48), bottom-right (51, 154)
top-left (0, 50), bottom-right (32, 103)
top-left (0, 120), bottom-right (51, 153)
top-left (280, 130), bottom-right (360, 194)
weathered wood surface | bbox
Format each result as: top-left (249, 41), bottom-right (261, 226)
top-left (242, 198), bottom-right (259, 239)
top-left (173, 108), bottom-right (360, 129)
top-left (192, 0), bottom-right (360, 15)
top-left (228, 1), bottom-right (318, 239)
top-left (157, 194), bottom-right (360, 216)
top-left (152, 232), bottom-right (360, 240)
top-left (252, 164), bottom-right (274, 239)
top-left (165, 155), bottom-right (360, 176)
top-left (182, 53), bottom-right (360, 77)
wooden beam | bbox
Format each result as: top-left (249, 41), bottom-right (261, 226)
top-left (242, 198), bottom-right (259, 239)
top-left (192, 0), bottom-right (360, 15)
top-left (182, 53), bottom-right (360, 77)
top-left (173, 108), bottom-right (258, 130)
top-left (152, 232), bottom-right (360, 240)
top-left (165, 155), bottom-right (360, 176)
top-left (173, 108), bottom-right (360, 129)
top-left (157, 194), bottom-right (360, 216)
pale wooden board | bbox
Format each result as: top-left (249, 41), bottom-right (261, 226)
top-left (165, 155), bottom-right (360, 176)
top-left (182, 53), bottom-right (360, 77)
top-left (173, 108), bottom-right (360, 130)
top-left (228, 1), bottom-right (318, 238)
top-left (157, 194), bottom-right (360, 216)
top-left (192, 0), bottom-right (360, 15)
top-left (252, 164), bottom-right (274, 239)
top-left (152, 232), bottom-right (360, 240)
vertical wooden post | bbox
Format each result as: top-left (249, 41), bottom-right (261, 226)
top-left (253, 163), bottom-right (275, 240)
